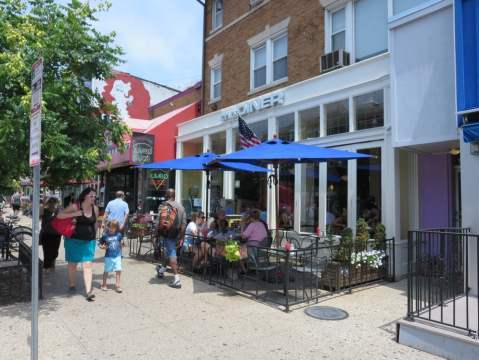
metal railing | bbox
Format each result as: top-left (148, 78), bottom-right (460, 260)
top-left (407, 229), bottom-right (479, 338)
top-left (145, 230), bottom-right (395, 312)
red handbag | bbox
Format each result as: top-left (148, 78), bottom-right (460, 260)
top-left (51, 216), bottom-right (76, 237)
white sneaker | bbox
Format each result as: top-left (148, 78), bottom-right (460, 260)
top-left (169, 280), bottom-right (181, 289)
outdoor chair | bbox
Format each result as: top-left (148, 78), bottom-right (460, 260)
top-left (247, 247), bottom-right (277, 297)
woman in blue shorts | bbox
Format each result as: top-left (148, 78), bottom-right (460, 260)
top-left (57, 187), bottom-right (98, 301)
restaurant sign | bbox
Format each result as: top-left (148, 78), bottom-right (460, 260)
top-left (221, 91), bottom-right (285, 121)
top-left (132, 133), bottom-right (154, 164)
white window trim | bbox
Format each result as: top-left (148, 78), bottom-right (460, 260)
top-left (249, 30), bottom-right (289, 92)
top-left (210, 66), bottom-right (222, 103)
top-left (325, 2), bottom-right (354, 61)
top-left (212, 0), bottom-right (223, 31)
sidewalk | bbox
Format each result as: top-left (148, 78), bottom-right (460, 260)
top-left (0, 213), bottom-right (439, 359)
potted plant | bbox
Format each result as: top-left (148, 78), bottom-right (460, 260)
top-left (130, 223), bottom-right (149, 237)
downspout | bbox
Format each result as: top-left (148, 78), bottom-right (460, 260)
top-left (200, 0), bottom-right (207, 115)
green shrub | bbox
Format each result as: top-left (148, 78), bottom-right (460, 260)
top-left (356, 218), bottom-right (369, 252)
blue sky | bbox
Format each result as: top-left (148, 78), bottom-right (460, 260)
top-left (93, 0), bottom-right (204, 90)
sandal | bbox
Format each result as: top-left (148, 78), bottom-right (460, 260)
top-left (115, 287), bottom-right (123, 293)
top-left (100, 286), bottom-right (108, 291)
top-left (86, 291), bottom-right (96, 302)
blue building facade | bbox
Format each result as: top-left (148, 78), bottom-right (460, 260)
top-left (455, 0), bottom-right (479, 141)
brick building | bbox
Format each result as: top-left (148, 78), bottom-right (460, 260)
top-left (177, 0), bottom-right (459, 284)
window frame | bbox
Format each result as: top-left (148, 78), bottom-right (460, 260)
top-left (331, 7), bottom-right (346, 52)
top-left (210, 65), bottom-right (222, 103)
top-left (212, 0), bottom-right (223, 31)
top-left (250, 31), bottom-right (288, 91)
top-left (252, 44), bottom-right (267, 89)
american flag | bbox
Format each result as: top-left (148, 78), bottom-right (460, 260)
top-left (238, 116), bottom-right (261, 148)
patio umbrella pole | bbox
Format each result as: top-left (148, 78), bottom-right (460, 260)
top-left (205, 170), bottom-right (210, 221)
top-left (272, 162), bottom-right (280, 247)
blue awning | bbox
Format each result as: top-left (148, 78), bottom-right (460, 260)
top-left (463, 123), bottom-right (479, 143)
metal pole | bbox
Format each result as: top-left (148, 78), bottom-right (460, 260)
top-left (31, 164), bottom-right (40, 360)
top-left (205, 170), bottom-right (210, 221)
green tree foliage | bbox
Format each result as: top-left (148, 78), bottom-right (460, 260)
top-left (0, 0), bottom-right (130, 190)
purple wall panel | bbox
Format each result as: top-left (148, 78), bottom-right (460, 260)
top-left (418, 154), bottom-right (452, 229)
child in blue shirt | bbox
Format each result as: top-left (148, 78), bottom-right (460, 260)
top-left (99, 220), bottom-right (124, 293)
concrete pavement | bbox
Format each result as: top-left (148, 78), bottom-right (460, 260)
top-left (0, 213), bottom-right (440, 359)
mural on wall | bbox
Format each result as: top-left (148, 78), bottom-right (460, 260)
top-left (92, 71), bottom-right (178, 120)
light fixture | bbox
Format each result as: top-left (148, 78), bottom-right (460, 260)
top-left (449, 148), bottom-right (460, 156)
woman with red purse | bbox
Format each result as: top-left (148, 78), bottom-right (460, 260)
top-left (57, 187), bottom-right (98, 301)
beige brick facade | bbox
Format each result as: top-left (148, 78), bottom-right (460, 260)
top-left (203, 0), bottom-right (324, 115)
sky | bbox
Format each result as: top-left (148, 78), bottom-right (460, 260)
top-left (93, 0), bottom-right (204, 91)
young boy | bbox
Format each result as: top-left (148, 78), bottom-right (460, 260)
top-left (99, 220), bottom-right (124, 293)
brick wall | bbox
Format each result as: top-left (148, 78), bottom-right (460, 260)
top-left (150, 84), bottom-right (202, 118)
top-left (203, 0), bottom-right (324, 115)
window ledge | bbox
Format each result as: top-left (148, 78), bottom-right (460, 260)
top-left (248, 77), bottom-right (288, 96)
top-left (209, 97), bottom-right (222, 105)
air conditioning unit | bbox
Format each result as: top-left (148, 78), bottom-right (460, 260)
top-left (320, 49), bottom-right (350, 74)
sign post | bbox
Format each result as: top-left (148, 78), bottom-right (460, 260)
top-left (30, 57), bottom-right (43, 360)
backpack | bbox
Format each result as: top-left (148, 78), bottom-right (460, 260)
top-left (157, 202), bottom-right (179, 238)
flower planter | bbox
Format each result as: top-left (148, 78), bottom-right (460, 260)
top-left (320, 262), bottom-right (385, 291)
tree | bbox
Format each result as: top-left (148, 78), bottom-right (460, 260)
top-left (0, 0), bottom-right (130, 191)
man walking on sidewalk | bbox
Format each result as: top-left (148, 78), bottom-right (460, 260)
top-left (156, 188), bottom-right (186, 289)
top-left (102, 191), bottom-right (129, 233)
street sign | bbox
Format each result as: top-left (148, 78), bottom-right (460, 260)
top-left (29, 57), bottom-right (43, 360)
top-left (29, 58), bottom-right (43, 167)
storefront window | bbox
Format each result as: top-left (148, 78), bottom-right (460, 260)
top-left (181, 138), bottom-right (203, 217)
top-left (277, 113), bottom-right (295, 141)
top-left (279, 164), bottom-right (295, 229)
top-left (299, 107), bottom-right (320, 140)
top-left (355, 90), bottom-right (384, 130)
top-left (327, 160), bottom-right (348, 235)
top-left (210, 171), bottom-right (224, 214)
top-left (234, 172), bottom-right (267, 215)
top-left (326, 99), bottom-right (349, 135)
top-left (210, 131), bottom-right (226, 154)
top-left (300, 163), bottom-right (319, 233)
top-left (142, 169), bottom-right (174, 214)
top-left (357, 148), bottom-right (381, 229)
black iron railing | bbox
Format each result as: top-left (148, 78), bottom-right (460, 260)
top-left (407, 229), bottom-right (478, 338)
top-left (143, 230), bottom-right (395, 312)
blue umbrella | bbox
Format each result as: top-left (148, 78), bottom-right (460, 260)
top-left (213, 138), bottom-right (371, 240)
top-left (136, 152), bottom-right (269, 219)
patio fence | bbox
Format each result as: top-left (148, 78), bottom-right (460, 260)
top-left (407, 229), bottom-right (479, 339)
top-left (129, 228), bottom-right (395, 312)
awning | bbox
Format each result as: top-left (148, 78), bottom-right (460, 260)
top-left (463, 123), bottom-right (479, 143)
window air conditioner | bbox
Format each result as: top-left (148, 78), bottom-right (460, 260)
top-left (320, 49), bottom-right (350, 74)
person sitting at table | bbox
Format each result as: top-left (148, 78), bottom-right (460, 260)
top-left (183, 211), bottom-right (208, 270)
top-left (209, 209), bottom-right (228, 234)
top-left (240, 209), bottom-right (268, 272)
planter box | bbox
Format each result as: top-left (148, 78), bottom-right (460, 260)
top-left (320, 262), bottom-right (385, 291)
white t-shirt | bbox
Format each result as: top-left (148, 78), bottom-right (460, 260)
top-left (185, 221), bottom-right (198, 243)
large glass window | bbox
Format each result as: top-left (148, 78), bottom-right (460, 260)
top-left (210, 131), bottom-right (226, 154)
top-left (355, 90), bottom-right (384, 130)
top-left (357, 148), bottom-right (381, 229)
top-left (393, 0), bottom-right (430, 15)
top-left (277, 113), bottom-right (295, 141)
top-left (331, 8), bottom-right (346, 51)
top-left (253, 45), bottom-right (267, 89)
top-left (234, 172), bottom-right (267, 215)
top-left (279, 164), bottom-right (295, 229)
top-left (326, 99), bottom-right (349, 135)
top-left (327, 160), bottom-right (348, 235)
top-left (212, 0), bottom-right (223, 30)
top-left (299, 107), bottom-right (320, 140)
top-left (211, 67), bottom-right (221, 101)
top-left (273, 35), bottom-right (288, 81)
top-left (181, 138), bottom-right (203, 217)
top-left (300, 163), bottom-right (319, 233)
top-left (354, 0), bottom-right (388, 61)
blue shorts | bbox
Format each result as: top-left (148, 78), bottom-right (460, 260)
top-left (165, 238), bottom-right (178, 258)
top-left (104, 256), bottom-right (122, 273)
